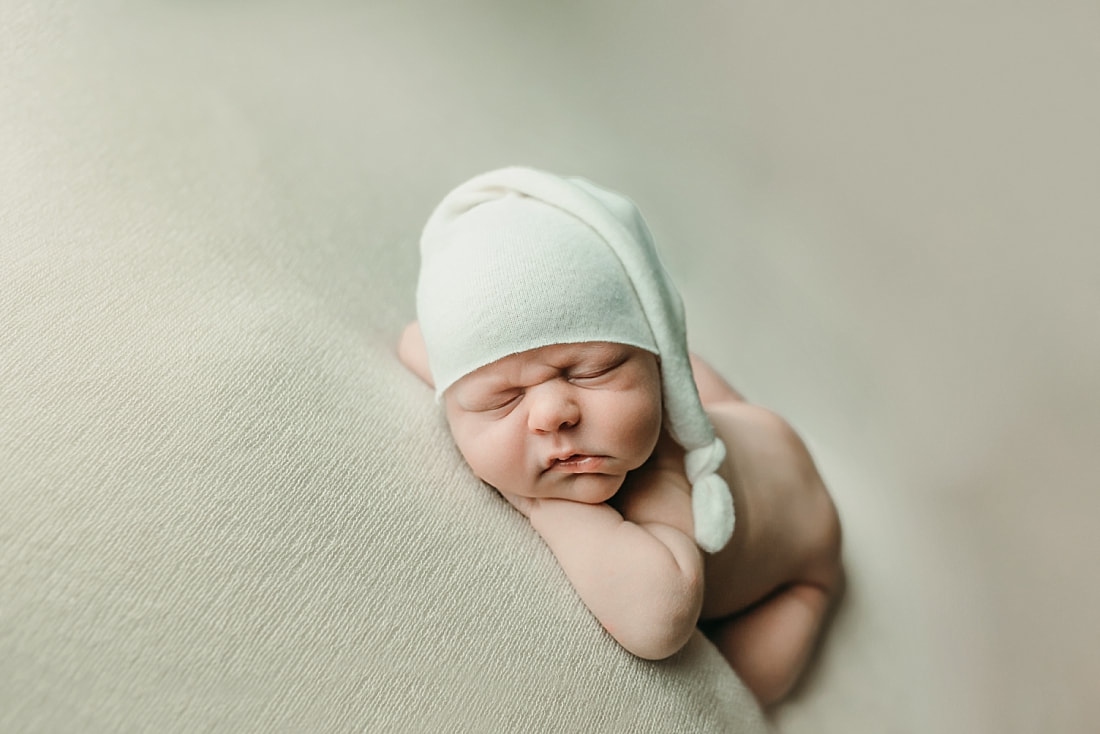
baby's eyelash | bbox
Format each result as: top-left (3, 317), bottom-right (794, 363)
top-left (570, 371), bottom-right (605, 380)
top-left (569, 359), bottom-right (625, 381)
top-left (480, 393), bottom-right (522, 411)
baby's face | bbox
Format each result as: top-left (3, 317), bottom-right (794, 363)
top-left (444, 342), bottom-right (662, 504)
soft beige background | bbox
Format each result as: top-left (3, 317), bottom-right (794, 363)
top-left (3, 2), bottom-right (1098, 732)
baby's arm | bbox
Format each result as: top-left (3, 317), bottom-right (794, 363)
top-left (506, 470), bottom-right (703, 661)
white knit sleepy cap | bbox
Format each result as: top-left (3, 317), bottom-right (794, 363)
top-left (417, 166), bottom-right (734, 553)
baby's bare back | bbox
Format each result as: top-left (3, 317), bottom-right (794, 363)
top-left (700, 401), bottom-right (841, 620)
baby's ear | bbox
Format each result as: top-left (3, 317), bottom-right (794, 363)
top-left (398, 321), bottom-right (435, 388)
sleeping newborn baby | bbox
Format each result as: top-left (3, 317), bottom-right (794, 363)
top-left (398, 167), bottom-right (842, 706)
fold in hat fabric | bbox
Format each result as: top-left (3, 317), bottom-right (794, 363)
top-left (417, 166), bottom-right (735, 553)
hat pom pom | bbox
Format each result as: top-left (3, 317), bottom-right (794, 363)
top-left (686, 439), bottom-right (734, 553)
top-left (691, 472), bottom-right (734, 553)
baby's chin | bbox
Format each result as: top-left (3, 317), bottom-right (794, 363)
top-left (537, 471), bottom-right (626, 504)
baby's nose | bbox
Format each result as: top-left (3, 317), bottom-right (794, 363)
top-left (527, 383), bottom-right (580, 433)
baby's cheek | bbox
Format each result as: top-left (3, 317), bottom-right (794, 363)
top-left (621, 394), bottom-right (663, 457)
top-left (456, 422), bottom-right (522, 491)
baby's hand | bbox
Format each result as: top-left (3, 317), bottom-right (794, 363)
top-left (498, 490), bottom-right (539, 519)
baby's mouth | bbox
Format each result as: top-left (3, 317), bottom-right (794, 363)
top-left (546, 454), bottom-right (606, 473)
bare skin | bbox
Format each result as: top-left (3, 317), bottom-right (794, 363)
top-left (399, 322), bottom-right (843, 707)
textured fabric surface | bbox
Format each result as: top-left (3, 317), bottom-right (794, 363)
top-left (5, 2), bottom-right (1100, 733)
top-left (0, 3), bottom-right (764, 733)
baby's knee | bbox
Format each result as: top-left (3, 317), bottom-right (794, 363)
top-left (813, 501), bottom-right (843, 584)
top-left (803, 489), bottom-right (843, 594)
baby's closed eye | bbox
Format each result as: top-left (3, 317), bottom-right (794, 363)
top-left (470, 391), bottom-right (523, 413)
top-left (567, 359), bottom-right (627, 384)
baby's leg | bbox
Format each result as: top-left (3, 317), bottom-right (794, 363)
top-left (705, 575), bottom-right (840, 706)
top-left (701, 403), bottom-right (843, 707)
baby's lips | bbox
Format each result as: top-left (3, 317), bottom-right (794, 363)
top-left (546, 454), bottom-right (607, 473)
top-left (544, 448), bottom-right (583, 470)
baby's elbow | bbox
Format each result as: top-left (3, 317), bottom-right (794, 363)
top-left (627, 625), bottom-right (693, 661)
top-left (620, 580), bottom-right (703, 661)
